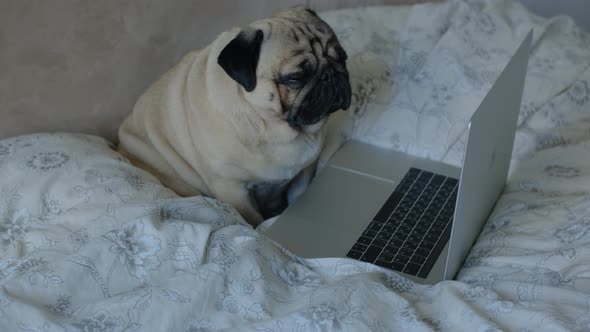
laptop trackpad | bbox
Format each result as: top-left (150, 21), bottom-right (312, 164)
top-left (265, 165), bottom-right (395, 258)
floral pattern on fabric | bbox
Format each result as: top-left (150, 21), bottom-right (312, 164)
top-left (2, 1), bottom-right (590, 331)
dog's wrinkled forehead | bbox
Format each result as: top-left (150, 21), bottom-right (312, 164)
top-left (217, 7), bottom-right (348, 94)
top-left (256, 7), bottom-right (347, 75)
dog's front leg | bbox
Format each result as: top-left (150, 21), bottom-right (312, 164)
top-left (286, 160), bottom-right (318, 205)
top-left (209, 180), bottom-right (264, 227)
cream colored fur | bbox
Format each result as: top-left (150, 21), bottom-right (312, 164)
top-left (118, 8), bottom-right (352, 226)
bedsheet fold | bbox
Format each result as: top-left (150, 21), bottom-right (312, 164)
top-left (2, 0), bottom-right (590, 330)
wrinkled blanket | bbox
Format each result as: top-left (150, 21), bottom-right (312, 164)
top-left (2, 0), bottom-right (590, 331)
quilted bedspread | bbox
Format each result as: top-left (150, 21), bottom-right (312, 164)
top-left (2, 0), bottom-right (590, 330)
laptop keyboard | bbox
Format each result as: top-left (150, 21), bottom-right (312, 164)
top-left (346, 167), bottom-right (458, 278)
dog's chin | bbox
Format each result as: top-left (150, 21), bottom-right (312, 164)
top-left (287, 115), bottom-right (329, 134)
top-left (301, 119), bottom-right (327, 134)
top-left (287, 113), bottom-right (330, 132)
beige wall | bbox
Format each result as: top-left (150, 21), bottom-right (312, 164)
top-left (0, 0), bottom-right (430, 142)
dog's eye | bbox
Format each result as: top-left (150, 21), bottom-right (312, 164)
top-left (279, 72), bottom-right (307, 88)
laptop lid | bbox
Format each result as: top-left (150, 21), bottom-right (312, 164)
top-left (443, 31), bottom-right (532, 279)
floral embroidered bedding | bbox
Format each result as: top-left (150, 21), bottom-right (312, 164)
top-left (1, 0), bottom-right (590, 330)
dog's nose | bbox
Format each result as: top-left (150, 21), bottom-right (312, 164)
top-left (320, 67), bottom-right (334, 82)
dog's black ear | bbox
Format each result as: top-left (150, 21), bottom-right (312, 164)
top-left (218, 29), bottom-right (264, 92)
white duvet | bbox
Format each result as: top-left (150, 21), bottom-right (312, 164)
top-left (2, 0), bottom-right (590, 330)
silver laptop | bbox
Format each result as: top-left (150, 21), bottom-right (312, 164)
top-left (265, 31), bottom-right (532, 284)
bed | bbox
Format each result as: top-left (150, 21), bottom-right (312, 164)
top-left (2, 0), bottom-right (590, 330)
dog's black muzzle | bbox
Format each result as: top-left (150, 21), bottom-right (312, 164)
top-left (287, 66), bottom-right (351, 128)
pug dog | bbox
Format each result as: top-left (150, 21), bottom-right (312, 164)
top-left (118, 7), bottom-right (352, 226)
